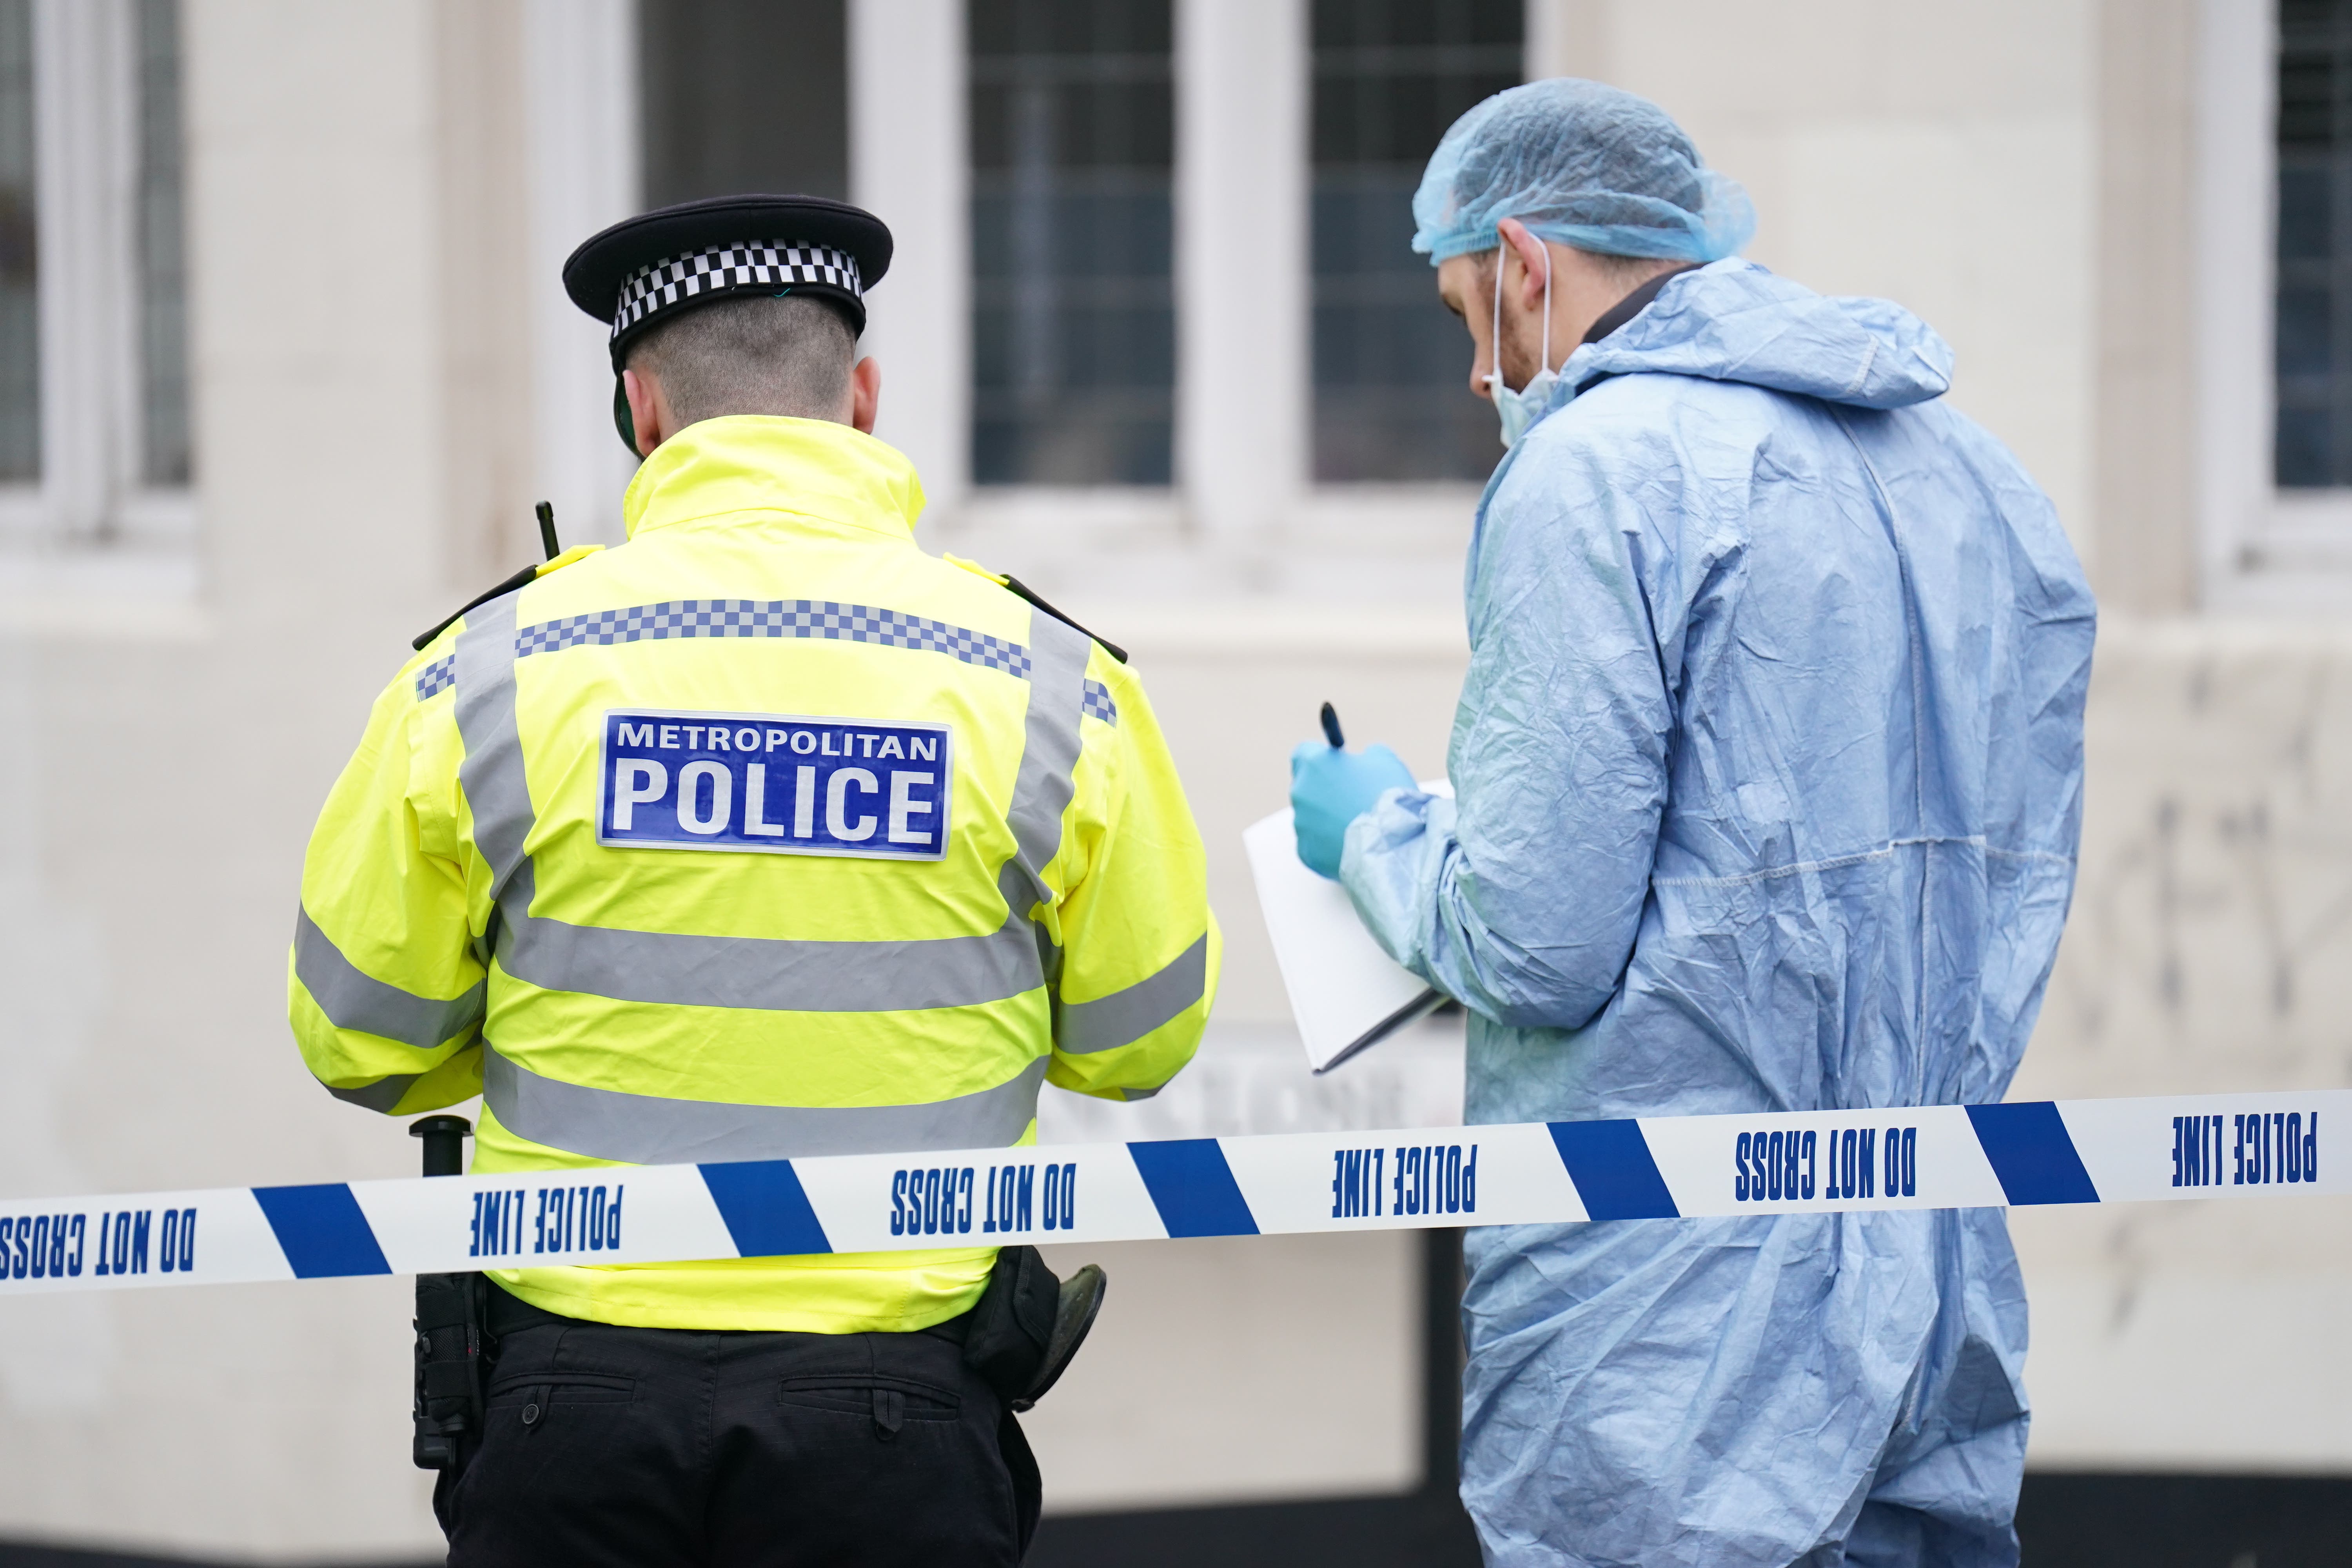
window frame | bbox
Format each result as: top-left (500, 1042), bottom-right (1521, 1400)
top-left (1305, 9), bottom-right (1525, 489)
top-left (0, 0), bottom-right (193, 555)
top-left (847, 0), bottom-right (1504, 560)
top-left (523, 0), bottom-right (642, 549)
top-left (2199, 0), bottom-right (2352, 603)
top-left (966, 2), bottom-right (1181, 490)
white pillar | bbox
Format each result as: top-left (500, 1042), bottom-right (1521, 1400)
top-left (1176, 0), bottom-right (1307, 536)
top-left (849, 0), bottom-right (969, 522)
top-left (32, 0), bottom-right (137, 541)
top-left (2194, 0), bottom-right (2273, 595)
top-left (1526, 0), bottom-right (1606, 83)
top-left (524, 0), bottom-right (641, 547)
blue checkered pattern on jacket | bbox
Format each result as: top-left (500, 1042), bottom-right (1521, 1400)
top-left (414, 655), bottom-right (456, 701)
top-left (510, 600), bottom-right (1032, 679)
top-left (1082, 678), bottom-right (1118, 726)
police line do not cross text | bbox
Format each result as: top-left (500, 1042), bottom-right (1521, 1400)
top-left (0, 1091), bottom-right (2335, 1293)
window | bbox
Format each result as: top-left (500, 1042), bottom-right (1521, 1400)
top-left (839, 0), bottom-right (1523, 543)
top-left (1310, 0), bottom-right (1521, 484)
top-left (0, 2), bottom-right (33, 485)
top-left (2192, 0), bottom-right (2352, 593)
top-left (2277, 0), bottom-right (2352, 487)
top-left (0, 0), bottom-right (192, 549)
top-left (967, 0), bottom-right (1174, 487)
top-left (133, 0), bottom-right (186, 489)
top-left (639, 0), bottom-right (848, 205)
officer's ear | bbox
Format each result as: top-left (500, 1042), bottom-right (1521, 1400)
top-left (621, 367), bottom-right (669, 457)
top-left (612, 377), bottom-right (637, 456)
top-left (1496, 218), bottom-right (1551, 316)
top-left (849, 357), bottom-right (881, 436)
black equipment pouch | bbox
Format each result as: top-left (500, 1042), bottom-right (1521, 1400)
top-left (962, 1245), bottom-right (1107, 1411)
top-left (412, 1270), bottom-right (489, 1470)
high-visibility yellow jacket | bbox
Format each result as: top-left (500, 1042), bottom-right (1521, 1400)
top-left (290, 416), bottom-right (1218, 1332)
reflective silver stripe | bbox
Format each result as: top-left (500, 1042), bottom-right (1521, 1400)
top-left (453, 591), bottom-right (533, 890)
top-left (294, 907), bottom-right (485, 1049)
top-left (1057, 933), bottom-right (1210, 1053)
top-left (495, 860), bottom-right (1042, 1012)
top-left (322, 1073), bottom-right (421, 1113)
top-left (997, 609), bottom-right (1092, 921)
top-left (483, 1045), bottom-right (1050, 1165)
top-left (1118, 1083), bottom-right (1163, 1102)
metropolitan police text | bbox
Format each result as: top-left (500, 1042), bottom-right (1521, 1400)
top-left (600, 711), bottom-right (951, 860)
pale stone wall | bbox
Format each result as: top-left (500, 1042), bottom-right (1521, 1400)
top-left (0, 2), bottom-right (472, 1558)
top-left (1533, 0), bottom-right (2101, 572)
top-left (2012, 620), bottom-right (2352, 1468)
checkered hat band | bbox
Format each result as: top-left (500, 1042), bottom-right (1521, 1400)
top-left (612, 242), bottom-right (863, 340)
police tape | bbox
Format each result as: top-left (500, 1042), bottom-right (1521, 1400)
top-left (0, 1090), bottom-right (2336, 1294)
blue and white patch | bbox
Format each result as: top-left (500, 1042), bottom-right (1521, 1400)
top-left (597, 710), bottom-right (952, 861)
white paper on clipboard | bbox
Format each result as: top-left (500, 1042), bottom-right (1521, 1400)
top-left (1243, 781), bottom-right (1452, 1074)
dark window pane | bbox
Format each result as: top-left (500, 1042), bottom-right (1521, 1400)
top-left (969, 0), bottom-right (1172, 486)
top-left (136, 0), bottom-right (189, 487)
top-left (640, 0), bottom-right (849, 206)
top-left (2280, 162), bottom-right (2331, 258)
top-left (2279, 283), bottom-right (2332, 376)
top-left (2276, 0), bottom-right (2352, 485)
top-left (1311, 1), bottom-right (1519, 484)
top-left (0, 0), bottom-right (33, 485)
top-left (2278, 404), bottom-right (2332, 485)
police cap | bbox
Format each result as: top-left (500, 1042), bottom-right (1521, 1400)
top-left (562, 194), bottom-right (894, 369)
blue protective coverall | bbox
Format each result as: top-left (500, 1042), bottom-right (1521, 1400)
top-left (1342, 258), bottom-right (2095, 1567)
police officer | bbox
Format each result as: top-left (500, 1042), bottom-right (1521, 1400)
top-left (289, 194), bottom-right (1219, 1566)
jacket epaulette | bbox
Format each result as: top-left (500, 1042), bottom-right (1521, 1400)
top-left (410, 546), bottom-right (603, 652)
top-left (944, 555), bottom-right (1127, 665)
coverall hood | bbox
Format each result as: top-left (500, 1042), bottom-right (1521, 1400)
top-left (1546, 255), bottom-right (1955, 426)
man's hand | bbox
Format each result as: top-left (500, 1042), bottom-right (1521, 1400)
top-left (1289, 739), bottom-right (1416, 879)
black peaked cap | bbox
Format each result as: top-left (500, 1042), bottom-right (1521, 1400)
top-left (563, 194), bottom-right (894, 366)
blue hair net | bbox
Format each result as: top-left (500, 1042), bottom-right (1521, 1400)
top-left (1412, 79), bottom-right (1755, 265)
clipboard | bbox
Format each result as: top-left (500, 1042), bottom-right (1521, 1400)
top-left (1241, 782), bottom-right (1452, 1074)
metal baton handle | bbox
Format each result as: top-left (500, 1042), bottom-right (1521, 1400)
top-left (410, 1115), bottom-right (472, 1178)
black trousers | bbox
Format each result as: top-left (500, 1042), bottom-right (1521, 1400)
top-left (437, 1285), bottom-right (1039, 1567)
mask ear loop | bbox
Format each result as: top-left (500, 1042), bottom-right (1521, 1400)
top-left (1537, 241), bottom-right (1553, 377)
top-left (1487, 245), bottom-right (1505, 399)
top-left (1485, 236), bottom-right (1555, 396)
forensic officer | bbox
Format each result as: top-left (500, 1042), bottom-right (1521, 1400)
top-left (290, 194), bottom-right (1219, 1566)
top-left (1294, 83), bottom-right (2091, 1565)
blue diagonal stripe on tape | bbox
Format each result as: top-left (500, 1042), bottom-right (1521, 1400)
top-left (1128, 1140), bottom-right (1259, 1238)
top-left (251, 1184), bottom-right (392, 1278)
top-left (1966, 1102), bottom-right (2100, 1205)
top-left (1548, 1120), bottom-right (1681, 1220)
top-left (699, 1160), bottom-right (833, 1257)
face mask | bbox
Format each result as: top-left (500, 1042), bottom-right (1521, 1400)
top-left (1486, 241), bottom-right (1557, 450)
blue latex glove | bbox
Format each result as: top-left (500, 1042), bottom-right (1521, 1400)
top-left (1290, 739), bottom-right (1416, 879)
